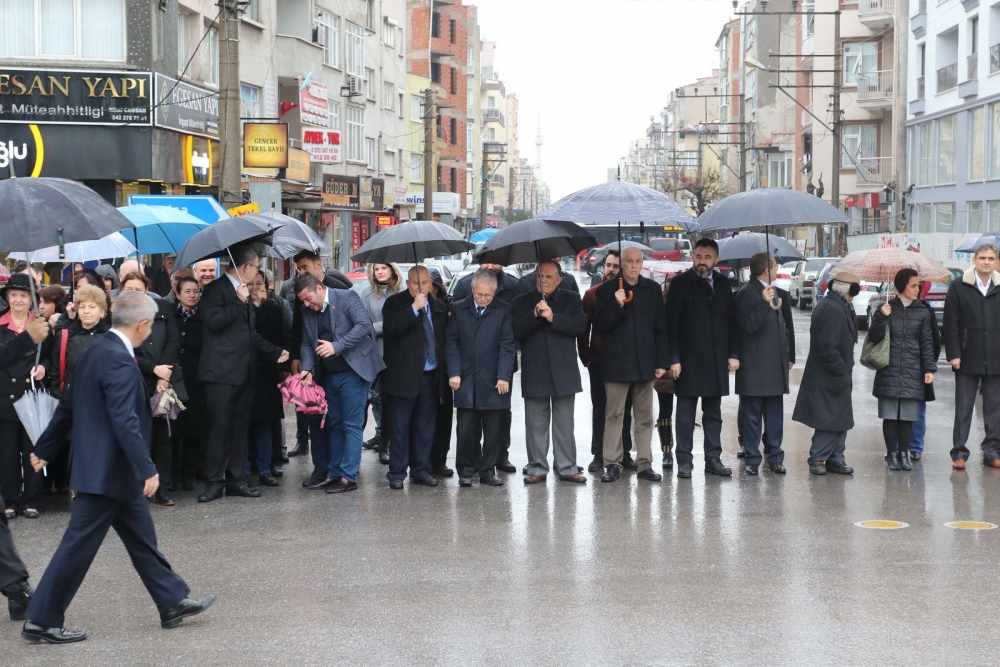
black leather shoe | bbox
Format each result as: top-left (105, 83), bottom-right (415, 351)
top-left (197, 483), bottom-right (225, 503)
top-left (21, 621), bottom-right (87, 644)
top-left (496, 459), bottom-right (517, 473)
top-left (270, 465), bottom-right (284, 478)
top-left (226, 485), bottom-right (261, 498)
top-left (458, 477), bottom-right (473, 487)
top-left (481, 475), bottom-right (504, 486)
top-left (258, 473), bottom-right (279, 487)
top-left (744, 465), bottom-right (759, 475)
top-left (768, 463), bottom-right (787, 474)
top-left (677, 463), bottom-right (693, 479)
top-left (637, 468), bottom-right (662, 482)
top-left (287, 441), bottom-right (309, 457)
top-left (3, 580), bottom-right (31, 621)
top-left (182, 476), bottom-right (196, 491)
top-left (827, 461), bottom-right (854, 475)
top-left (736, 446), bottom-right (747, 458)
top-left (326, 480), bottom-right (357, 494)
top-left (809, 462), bottom-right (827, 476)
top-left (587, 457), bottom-right (603, 473)
top-left (307, 477), bottom-right (338, 491)
top-left (154, 489), bottom-right (176, 507)
top-left (160, 594), bottom-right (216, 629)
top-left (886, 452), bottom-right (901, 471)
top-left (705, 457), bottom-right (732, 476)
top-left (600, 465), bottom-right (621, 483)
top-left (302, 472), bottom-right (326, 488)
top-left (389, 479), bottom-right (404, 490)
top-left (378, 451), bottom-right (390, 465)
top-left (412, 475), bottom-right (439, 487)
top-left (899, 452), bottom-right (912, 471)
top-left (910, 451), bottom-right (922, 461)
top-left (622, 455), bottom-right (638, 470)
top-left (363, 435), bottom-right (380, 451)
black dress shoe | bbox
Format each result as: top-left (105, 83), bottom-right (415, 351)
top-left (226, 484), bottom-right (261, 498)
top-left (302, 472), bottom-right (326, 488)
top-left (22, 621), bottom-right (87, 644)
top-left (458, 477), bottom-right (473, 487)
top-left (270, 465), bottom-right (284, 478)
top-left (910, 451), bottom-right (922, 461)
top-left (197, 484), bottom-right (225, 503)
top-left (600, 465), bottom-right (621, 483)
top-left (768, 463), bottom-right (787, 474)
top-left (433, 465), bottom-right (454, 478)
top-left (677, 463), bottom-right (693, 478)
top-left (326, 480), bottom-right (357, 494)
top-left (622, 455), bottom-right (638, 470)
top-left (160, 594), bottom-right (216, 629)
top-left (154, 489), bottom-right (176, 506)
top-left (736, 446), bottom-right (747, 458)
top-left (899, 451), bottom-right (912, 471)
top-left (481, 475), bottom-right (504, 486)
top-left (809, 462), bottom-right (827, 476)
top-left (3, 580), bottom-right (31, 621)
top-left (258, 473), bottom-right (280, 487)
top-left (412, 475), bottom-right (439, 487)
top-left (744, 465), bottom-right (759, 475)
top-left (705, 457), bottom-right (732, 476)
top-left (637, 468), bottom-right (662, 482)
top-left (496, 459), bottom-right (517, 473)
top-left (827, 461), bottom-right (854, 475)
top-left (389, 479), bottom-right (404, 490)
top-left (306, 477), bottom-right (338, 490)
top-left (378, 451), bottom-right (390, 465)
top-left (287, 441), bottom-right (309, 457)
top-left (363, 435), bottom-right (380, 451)
top-left (587, 457), bottom-right (603, 473)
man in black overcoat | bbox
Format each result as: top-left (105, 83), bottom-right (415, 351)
top-left (665, 238), bottom-right (739, 479)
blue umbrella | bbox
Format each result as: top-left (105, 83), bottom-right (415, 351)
top-left (470, 228), bottom-right (499, 243)
top-left (117, 205), bottom-right (212, 254)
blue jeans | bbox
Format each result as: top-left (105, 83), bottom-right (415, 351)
top-left (244, 420), bottom-right (276, 476)
top-left (321, 370), bottom-right (371, 483)
top-left (909, 401), bottom-right (927, 455)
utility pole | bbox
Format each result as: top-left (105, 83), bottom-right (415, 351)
top-left (479, 141), bottom-right (507, 230)
top-left (422, 88), bottom-right (435, 221)
top-left (218, 0), bottom-right (242, 207)
top-left (830, 10), bottom-right (841, 214)
top-left (507, 166), bottom-right (515, 227)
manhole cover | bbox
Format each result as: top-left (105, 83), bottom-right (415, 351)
top-left (854, 520), bottom-right (909, 529)
top-left (945, 521), bottom-right (998, 530)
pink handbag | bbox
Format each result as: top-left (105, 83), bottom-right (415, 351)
top-left (278, 374), bottom-right (327, 427)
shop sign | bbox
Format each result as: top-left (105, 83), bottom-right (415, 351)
top-left (359, 175), bottom-right (373, 210)
top-left (0, 68), bottom-right (152, 126)
top-left (375, 215), bottom-right (395, 226)
top-left (322, 174), bottom-right (358, 208)
top-left (0, 123), bottom-right (152, 179)
top-left (227, 202), bottom-right (260, 216)
top-left (302, 128), bottom-right (340, 163)
top-left (299, 80), bottom-right (330, 127)
top-left (243, 122), bottom-right (288, 168)
top-left (284, 147), bottom-right (311, 182)
top-left (153, 73), bottom-right (218, 139)
top-left (372, 178), bottom-right (385, 211)
top-left (264, 79), bottom-right (279, 120)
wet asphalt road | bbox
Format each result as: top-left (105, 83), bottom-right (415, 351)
top-left (4, 278), bottom-right (1000, 665)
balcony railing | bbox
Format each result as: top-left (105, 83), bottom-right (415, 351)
top-left (859, 0), bottom-right (895, 18)
top-left (992, 44), bottom-right (1000, 75)
top-left (969, 53), bottom-right (979, 80)
top-left (916, 75), bottom-right (925, 99)
top-left (857, 70), bottom-right (894, 101)
top-left (482, 108), bottom-right (505, 124)
top-left (856, 156), bottom-right (893, 187)
top-left (937, 63), bottom-right (958, 91)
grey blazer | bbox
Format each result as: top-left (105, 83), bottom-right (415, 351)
top-left (300, 287), bottom-right (385, 384)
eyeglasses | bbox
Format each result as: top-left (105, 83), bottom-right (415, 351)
top-left (472, 291), bottom-right (494, 299)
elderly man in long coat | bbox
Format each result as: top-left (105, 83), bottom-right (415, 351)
top-left (792, 271), bottom-right (860, 475)
top-left (735, 253), bottom-right (794, 475)
top-left (512, 260), bottom-right (588, 484)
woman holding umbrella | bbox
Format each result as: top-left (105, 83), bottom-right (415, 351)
top-left (0, 274), bottom-right (50, 519)
top-left (866, 268), bottom-right (936, 471)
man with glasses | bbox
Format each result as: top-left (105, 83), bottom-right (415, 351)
top-left (446, 270), bottom-right (516, 487)
top-left (578, 249), bottom-right (636, 472)
top-left (197, 243), bottom-right (289, 503)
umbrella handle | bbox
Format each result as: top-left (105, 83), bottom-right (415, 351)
top-left (619, 278), bottom-right (635, 304)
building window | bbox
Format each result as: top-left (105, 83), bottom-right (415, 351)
top-left (969, 201), bottom-right (985, 233)
top-left (381, 17), bottom-right (397, 47)
top-left (991, 102), bottom-right (1000, 179)
top-left (239, 83), bottom-right (260, 120)
top-left (431, 11), bottom-right (440, 38)
top-left (450, 67), bottom-right (457, 95)
top-left (970, 16), bottom-right (980, 79)
top-left (364, 0), bottom-right (374, 31)
top-left (450, 167), bottom-right (457, 193)
top-left (205, 26), bottom-right (219, 87)
top-left (345, 22), bottom-right (365, 77)
top-left (398, 92), bottom-right (404, 119)
top-left (767, 153), bottom-right (792, 188)
top-left (467, 124), bottom-right (474, 148)
top-left (841, 124), bottom-right (876, 168)
top-left (0, 0), bottom-right (127, 60)
top-left (914, 204), bottom-right (932, 233)
top-left (449, 19), bottom-right (456, 44)
top-left (971, 106), bottom-right (985, 180)
top-left (329, 101), bottom-right (340, 130)
top-left (745, 18), bottom-right (755, 51)
top-left (411, 155), bottom-right (424, 183)
top-left (410, 95), bottom-right (422, 122)
top-left (365, 137), bottom-right (376, 169)
top-left (346, 106), bottom-right (365, 162)
top-left (177, 12), bottom-right (195, 74)
top-left (990, 201), bottom-right (1000, 232)
top-left (745, 69), bottom-right (757, 112)
top-left (468, 46), bottom-right (474, 65)
top-left (382, 81), bottom-right (394, 110)
top-left (383, 149), bottom-right (396, 175)
top-left (365, 68), bottom-right (376, 101)
top-left (245, 0), bottom-right (260, 22)
top-left (935, 203), bottom-right (955, 232)
top-left (450, 118), bottom-right (458, 145)
top-left (317, 10), bottom-right (340, 69)
top-left (431, 62), bottom-right (442, 84)
top-left (937, 114), bottom-right (957, 184)
top-left (913, 123), bottom-right (932, 186)
top-left (844, 42), bottom-right (878, 86)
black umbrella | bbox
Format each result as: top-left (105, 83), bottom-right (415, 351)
top-left (350, 220), bottom-right (473, 264)
top-left (956, 235), bottom-right (1000, 253)
top-left (696, 188), bottom-right (851, 232)
top-left (174, 213), bottom-right (285, 269)
top-left (717, 233), bottom-right (803, 264)
top-left (475, 218), bottom-right (596, 265)
top-left (540, 179), bottom-right (698, 232)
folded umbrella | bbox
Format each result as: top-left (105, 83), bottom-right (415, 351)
top-left (475, 218), bottom-right (597, 265)
top-left (833, 248), bottom-right (952, 283)
top-left (150, 388), bottom-right (186, 437)
top-left (8, 232), bottom-right (137, 264)
top-left (14, 380), bottom-right (59, 446)
top-left (350, 220), bottom-right (473, 264)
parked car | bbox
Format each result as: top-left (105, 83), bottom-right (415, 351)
top-left (432, 253), bottom-right (469, 274)
top-left (772, 264), bottom-right (794, 293)
top-left (812, 258), bottom-right (844, 303)
top-left (679, 238), bottom-right (692, 260)
top-left (648, 238), bottom-right (684, 261)
top-left (846, 281), bottom-right (881, 329)
top-left (582, 247), bottom-right (604, 276)
top-left (790, 257), bottom-right (840, 310)
top-left (397, 262), bottom-right (453, 289)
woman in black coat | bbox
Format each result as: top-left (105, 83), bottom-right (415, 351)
top-left (121, 272), bottom-right (180, 505)
top-left (172, 275), bottom-right (206, 491)
top-left (0, 274), bottom-right (51, 519)
top-left (867, 268), bottom-right (936, 470)
top-left (246, 270), bottom-right (291, 486)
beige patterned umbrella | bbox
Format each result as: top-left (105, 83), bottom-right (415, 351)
top-left (833, 248), bottom-right (952, 283)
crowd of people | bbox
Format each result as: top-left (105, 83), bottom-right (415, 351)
top-left (0, 236), bottom-right (998, 515)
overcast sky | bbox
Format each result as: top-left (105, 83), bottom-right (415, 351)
top-left (474, 0), bottom-right (736, 201)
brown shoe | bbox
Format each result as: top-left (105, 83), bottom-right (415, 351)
top-left (558, 473), bottom-right (587, 484)
top-left (308, 477), bottom-right (339, 490)
top-left (953, 459), bottom-right (967, 470)
top-left (523, 474), bottom-right (546, 484)
top-left (326, 479), bottom-right (358, 494)
top-left (433, 465), bottom-right (454, 478)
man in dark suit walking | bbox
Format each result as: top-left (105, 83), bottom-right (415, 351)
top-left (380, 266), bottom-right (449, 489)
top-left (23, 291), bottom-right (214, 644)
top-left (666, 238), bottom-right (740, 479)
top-left (197, 244), bottom-right (288, 503)
top-left (446, 269), bottom-right (517, 487)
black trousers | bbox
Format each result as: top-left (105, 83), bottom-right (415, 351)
top-left (204, 382), bottom-right (253, 486)
top-left (430, 389), bottom-right (454, 469)
top-left (737, 395), bottom-right (784, 466)
top-left (0, 495), bottom-right (28, 590)
top-left (295, 411), bottom-right (310, 444)
top-left (383, 373), bottom-right (438, 481)
top-left (588, 364), bottom-right (632, 459)
top-left (497, 409), bottom-right (512, 463)
top-left (675, 396), bottom-right (723, 465)
top-left (456, 408), bottom-right (504, 478)
top-left (0, 419), bottom-right (40, 509)
top-left (151, 419), bottom-right (172, 486)
top-left (172, 435), bottom-right (204, 483)
top-left (25, 492), bottom-right (189, 628)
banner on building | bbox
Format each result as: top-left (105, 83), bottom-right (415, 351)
top-left (285, 147), bottom-right (311, 182)
top-left (0, 123), bottom-right (152, 179)
top-left (299, 80), bottom-right (330, 127)
top-left (243, 123), bottom-right (288, 168)
top-left (154, 73), bottom-right (219, 139)
top-left (302, 128), bottom-right (340, 163)
top-left (0, 68), bottom-right (152, 126)
top-left (322, 174), bottom-right (359, 208)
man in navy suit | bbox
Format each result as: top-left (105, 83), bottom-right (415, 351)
top-left (22, 291), bottom-right (215, 644)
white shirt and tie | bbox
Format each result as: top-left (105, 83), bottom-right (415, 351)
top-left (976, 273), bottom-right (992, 297)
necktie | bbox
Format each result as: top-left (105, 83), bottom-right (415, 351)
top-left (477, 307), bottom-right (484, 318)
top-left (422, 306), bottom-right (436, 367)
